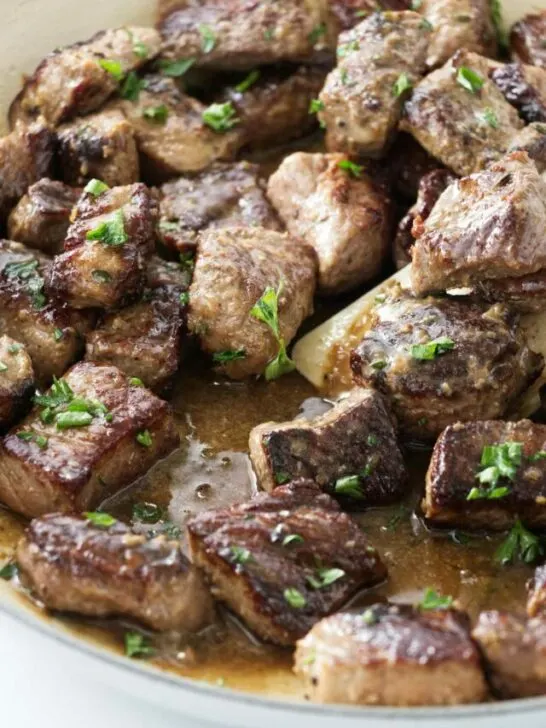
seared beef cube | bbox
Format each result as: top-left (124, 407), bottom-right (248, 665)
top-left (318, 11), bottom-right (430, 157)
top-left (410, 152), bottom-right (546, 298)
top-left (511, 11), bottom-right (546, 69)
top-left (0, 362), bottom-right (179, 519)
top-left (0, 336), bottom-right (34, 432)
top-left (350, 295), bottom-right (542, 439)
top-left (46, 183), bottom-right (157, 310)
top-left (249, 389), bottom-right (406, 506)
top-left (328, 0), bottom-right (410, 32)
top-left (528, 565), bottom-right (546, 617)
top-left (187, 481), bottom-right (386, 645)
top-left (508, 123), bottom-right (546, 174)
top-left (157, 0), bottom-right (330, 70)
top-left (146, 253), bottom-right (193, 290)
top-left (424, 420), bottom-right (546, 530)
top-left (393, 169), bottom-right (456, 270)
top-left (386, 133), bottom-right (444, 200)
top-left (118, 74), bottom-right (243, 179)
top-left (188, 227), bottom-right (316, 379)
top-left (0, 241), bottom-right (88, 383)
top-left (56, 109), bottom-right (139, 187)
top-left (401, 51), bottom-right (523, 176)
top-left (0, 123), bottom-right (54, 223)
top-left (9, 27), bottom-right (161, 127)
top-left (421, 0), bottom-right (496, 69)
top-left (267, 152), bottom-right (390, 295)
top-left (295, 604), bottom-right (486, 706)
top-left (7, 179), bottom-right (80, 254)
top-left (158, 161), bottom-right (281, 254)
top-left (17, 514), bottom-right (213, 631)
top-left (85, 287), bottom-right (185, 395)
top-left (473, 612), bottom-right (546, 698)
top-left (477, 271), bottom-right (546, 314)
top-left (217, 66), bottom-right (326, 150)
top-left (491, 63), bottom-right (546, 124)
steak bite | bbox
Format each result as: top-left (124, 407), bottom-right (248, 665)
top-left (350, 295), bottom-right (542, 440)
top-left (510, 11), bottom-right (546, 69)
top-left (410, 152), bottom-right (546, 299)
top-left (217, 65), bottom-right (326, 150)
top-left (424, 420), bottom-right (546, 530)
top-left (508, 123), bottom-right (546, 175)
top-left (9, 27), bottom-right (161, 127)
top-left (249, 389), bottom-right (406, 507)
top-left (7, 179), bottom-right (80, 254)
top-left (0, 336), bottom-right (34, 432)
top-left (421, 0), bottom-right (497, 69)
top-left (46, 182), bottom-right (158, 310)
top-left (0, 123), bottom-right (54, 223)
top-left (187, 481), bottom-right (387, 646)
top-left (386, 133), bottom-right (443, 201)
top-left (157, 0), bottom-right (331, 70)
top-left (188, 227), bottom-right (316, 379)
top-left (491, 63), bottom-right (546, 124)
top-left (528, 565), bottom-right (546, 618)
top-left (17, 514), bottom-right (213, 631)
top-left (118, 74), bottom-right (243, 179)
top-left (393, 168), bottom-right (456, 270)
top-left (0, 361), bottom-right (179, 519)
top-left (158, 161), bottom-right (281, 254)
top-left (56, 109), bottom-right (140, 187)
top-left (472, 611), bottom-right (546, 698)
top-left (318, 11), bottom-right (430, 157)
top-left (267, 152), bottom-right (391, 295)
top-left (0, 241), bottom-right (88, 383)
top-left (295, 604), bottom-right (487, 706)
top-left (401, 51), bottom-right (523, 177)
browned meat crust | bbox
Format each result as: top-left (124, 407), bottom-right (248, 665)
top-left (158, 161), bottom-right (281, 254)
top-left (249, 389), bottom-right (406, 507)
top-left (7, 179), bottom-right (81, 254)
top-left (351, 295), bottom-right (543, 440)
top-left (491, 63), bottom-right (546, 124)
top-left (0, 361), bottom-right (179, 519)
top-left (267, 152), bottom-right (391, 295)
top-left (386, 133), bottom-right (444, 201)
top-left (187, 481), bottom-right (387, 645)
top-left (0, 336), bottom-right (34, 433)
top-left (510, 11), bottom-right (546, 69)
top-left (424, 420), bottom-right (546, 530)
top-left (473, 611), bottom-right (546, 698)
top-left (508, 123), bottom-right (546, 174)
top-left (46, 183), bottom-right (157, 310)
top-left (188, 226), bottom-right (316, 379)
top-left (528, 565), bottom-right (546, 618)
top-left (295, 604), bottom-right (487, 706)
top-left (17, 513), bottom-right (213, 631)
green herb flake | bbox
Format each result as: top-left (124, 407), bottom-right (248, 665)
top-left (334, 474), bottom-right (364, 500)
top-left (98, 59), bottom-right (124, 81)
top-left (275, 471), bottom-right (291, 485)
top-left (136, 430), bottom-right (153, 447)
top-left (393, 72), bottom-right (413, 98)
top-left (478, 107), bottom-right (499, 129)
top-left (495, 518), bottom-right (543, 566)
top-left (456, 66), bottom-right (484, 94)
top-left (309, 98), bottom-right (325, 115)
top-left (86, 210), bottom-right (128, 247)
top-left (129, 377), bottom-right (144, 387)
top-left (529, 451), bottom-right (546, 462)
top-left (308, 23), bottom-right (327, 45)
top-left (337, 39), bottom-right (360, 57)
top-left (490, 0), bottom-right (508, 50)
top-left (56, 411), bottom-right (94, 429)
top-left (179, 292), bottom-right (190, 306)
top-left (419, 18), bottom-right (434, 30)
top-left (212, 349), bottom-right (246, 364)
top-left (0, 561), bottom-right (18, 580)
top-left (229, 546), bottom-right (252, 564)
top-left (284, 587), bottom-right (306, 609)
top-left (263, 28), bottom-right (275, 41)
top-left (120, 71), bottom-right (144, 101)
top-left (202, 102), bottom-right (239, 132)
top-left (307, 567), bottom-right (345, 590)
top-left (84, 179), bottom-right (110, 197)
top-left (419, 588), bottom-right (454, 610)
top-left (53, 328), bottom-right (64, 342)
top-left (361, 608), bottom-right (378, 625)
top-left (199, 25), bottom-right (216, 53)
top-left (371, 359), bottom-right (387, 370)
top-left (367, 433), bottom-right (378, 446)
top-left (235, 70), bottom-right (261, 93)
top-left (84, 511), bottom-right (117, 528)
top-left (124, 631), bottom-right (155, 659)
top-left (132, 501), bottom-right (165, 524)
top-left (17, 430), bottom-right (48, 448)
top-left (159, 57), bottom-right (196, 77)
top-left (179, 252), bottom-right (195, 271)
top-left (282, 534), bottom-right (304, 547)
top-left (0, 361), bottom-right (7, 372)
top-left (92, 269), bottom-right (112, 283)
top-left (142, 105), bottom-right (169, 124)
top-left (469, 442), bottom-right (523, 500)
top-left (133, 41), bottom-right (148, 59)
top-left (250, 285), bottom-right (296, 381)
top-left (8, 344), bottom-right (22, 355)
top-left (410, 336), bottom-right (455, 360)
top-left (3, 258), bottom-right (47, 310)
top-left (338, 159), bottom-right (364, 178)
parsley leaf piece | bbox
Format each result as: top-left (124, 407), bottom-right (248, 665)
top-left (53, 328), bottom-right (64, 342)
top-left (265, 341), bottom-right (295, 381)
top-left (470, 442), bottom-right (522, 499)
top-left (212, 349), bottom-right (246, 364)
top-left (284, 587), bottom-right (306, 609)
top-left (490, 0), bottom-right (508, 50)
top-left (8, 344), bottom-right (22, 354)
top-left (179, 292), bottom-right (190, 306)
top-left (98, 59), bottom-right (124, 81)
top-left (282, 534), bottom-right (304, 547)
top-left (84, 512), bottom-right (117, 528)
top-left (495, 518), bottom-right (543, 566)
top-left (393, 72), bottom-right (413, 97)
top-left (410, 336), bottom-right (455, 360)
top-left (235, 70), bottom-right (261, 93)
top-left (0, 361), bottom-right (7, 372)
top-left (159, 58), bottom-right (196, 77)
top-left (263, 28), bottom-right (275, 41)
top-left (337, 39), bottom-right (360, 57)
top-left (92, 269), bottom-right (112, 283)
top-left (142, 104), bottom-right (169, 123)
top-left (229, 546), bottom-right (252, 564)
top-left (136, 430), bottom-right (153, 447)
top-left (199, 25), bottom-right (216, 53)
top-left (309, 98), bottom-right (325, 115)
top-left (202, 102), bottom-right (240, 132)
top-left (250, 285), bottom-right (296, 381)
top-left (308, 23), bottom-right (327, 45)
top-left (120, 71), bottom-right (144, 101)
top-left (132, 501), bottom-right (165, 524)
top-left (456, 66), bottom-right (484, 94)
top-left (0, 561), bottom-right (18, 580)
top-left (478, 107), bottom-right (499, 128)
top-left (129, 377), bottom-right (144, 387)
top-left (56, 411), bottom-right (94, 429)
top-left (86, 210), bottom-right (128, 246)
top-left (307, 567), bottom-right (345, 589)
top-left (124, 631), bottom-right (155, 659)
top-left (419, 588), bottom-right (454, 610)
top-left (338, 159), bottom-right (363, 178)
top-left (84, 179), bottom-right (110, 197)
top-left (334, 474), bottom-right (364, 500)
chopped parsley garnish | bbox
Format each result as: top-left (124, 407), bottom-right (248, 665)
top-left (250, 285), bottom-right (295, 381)
top-left (8, 344), bottom-right (22, 354)
top-left (129, 377), bottom-right (144, 387)
top-left (0, 561), bottom-right (18, 580)
top-left (371, 359), bottom-right (387, 370)
top-left (159, 57), bottom-right (196, 77)
top-left (410, 336), bottom-right (455, 360)
top-left (136, 430), bottom-right (153, 448)
top-left (367, 434), bottom-right (378, 446)
top-left (335, 474), bottom-right (364, 499)
top-left (92, 269), bottom-right (112, 283)
top-left (530, 451), bottom-right (546, 462)
top-left (419, 18), bottom-right (433, 31)
top-left (307, 567), bottom-right (345, 590)
top-left (124, 27), bottom-right (149, 59)
top-left (34, 377), bottom-right (110, 429)
top-left (3, 258), bottom-right (47, 310)
top-left (456, 66), bottom-right (484, 94)
top-left (53, 328), bottom-right (64, 342)
top-left (199, 25), bottom-right (216, 53)
top-left (84, 512), bottom-right (117, 528)
top-left (340, 69), bottom-right (350, 85)
top-left (275, 471), bottom-right (291, 485)
top-left (120, 71), bottom-right (144, 101)
top-left (202, 102), bottom-right (240, 132)
top-left (467, 442), bottom-right (522, 500)
top-left (235, 69), bottom-right (261, 93)
top-left (16, 431), bottom-right (48, 449)
top-left (133, 501), bottom-right (165, 523)
top-left (337, 39), bottom-right (360, 57)
top-left (84, 179), bottom-right (110, 197)
top-left (0, 361), bottom-right (7, 372)
top-left (142, 104), bottom-right (169, 123)
top-left (338, 159), bottom-right (363, 178)
top-left (495, 518), bottom-right (543, 566)
top-left (309, 98), bottom-right (326, 126)
top-left (86, 210), bottom-right (128, 247)
top-left (490, 0), bottom-right (508, 50)
top-left (282, 534), bottom-right (304, 547)
top-left (308, 23), bottom-right (327, 45)
top-left (419, 588), bottom-right (454, 610)
top-left (124, 631), bottom-right (155, 659)
top-left (284, 587), bottom-right (306, 609)
top-left (179, 252), bottom-right (195, 271)
top-left (393, 72), bottom-right (412, 97)
top-left (263, 28), bottom-right (275, 41)
top-left (361, 608), bottom-right (379, 625)
top-left (56, 411), bottom-right (94, 429)
top-left (98, 58), bottom-right (124, 81)
top-left (478, 107), bottom-right (499, 129)
top-left (179, 292), bottom-right (190, 306)
top-left (229, 546), bottom-right (252, 564)
top-left (212, 349), bottom-right (246, 364)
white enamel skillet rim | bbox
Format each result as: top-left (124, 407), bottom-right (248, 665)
top-left (1, 0), bottom-right (546, 725)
